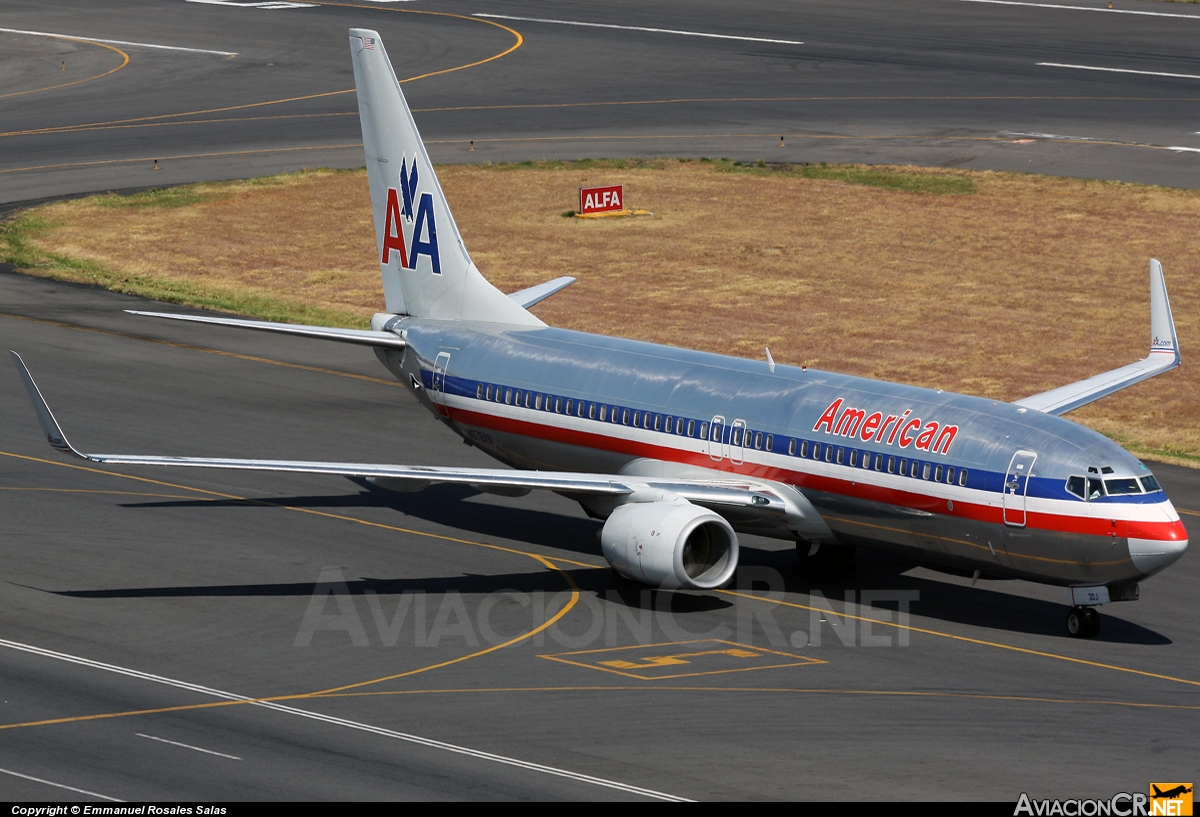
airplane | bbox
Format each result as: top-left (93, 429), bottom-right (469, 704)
top-left (11, 28), bottom-right (1188, 640)
top-left (1152, 785), bottom-right (1193, 800)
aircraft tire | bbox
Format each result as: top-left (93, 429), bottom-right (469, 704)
top-left (1067, 606), bottom-right (1100, 638)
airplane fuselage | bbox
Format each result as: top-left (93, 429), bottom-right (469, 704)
top-left (376, 316), bottom-right (1187, 590)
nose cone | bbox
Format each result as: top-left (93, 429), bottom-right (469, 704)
top-left (1128, 519), bottom-right (1189, 577)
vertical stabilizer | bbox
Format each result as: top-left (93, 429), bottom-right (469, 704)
top-left (349, 29), bottom-right (542, 326)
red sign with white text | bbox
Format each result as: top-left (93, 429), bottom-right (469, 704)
top-left (579, 185), bottom-right (624, 214)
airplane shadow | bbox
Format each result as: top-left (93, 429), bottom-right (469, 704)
top-left (119, 480), bottom-right (605, 557)
top-left (735, 544), bottom-right (1171, 646)
top-left (113, 483), bottom-right (1170, 644)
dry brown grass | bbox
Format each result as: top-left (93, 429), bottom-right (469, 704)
top-left (12, 161), bottom-right (1200, 463)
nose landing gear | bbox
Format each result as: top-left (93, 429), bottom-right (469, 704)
top-left (1066, 605), bottom-right (1100, 638)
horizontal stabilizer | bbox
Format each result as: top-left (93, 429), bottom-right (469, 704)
top-left (507, 276), bottom-right (576, 309)
top-left (1014, 259), bottom-right (1180, 416)
top-left (126, 311), bottom-right (407, 349)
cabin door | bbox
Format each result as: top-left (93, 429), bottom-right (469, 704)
top-left (432, 352), bottom-right (451, 418)
top-left (1002, 450), bottom-right (1038, 527)
top-left (708, 416), bottom-right (726, 461)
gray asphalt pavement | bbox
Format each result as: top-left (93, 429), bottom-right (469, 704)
top-left (1, 0), bottom-right (1198, 802)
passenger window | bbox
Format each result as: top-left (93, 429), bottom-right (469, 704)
top-left (555, 397), bottom-right (563, 413)
top-left (534, 394), bottom-right (542, 410)
top-left (476, 384), bottom-right (483, 399)
top-left (788, 438), bottom-right (797, 455)
top-left (1066, 476), bottom-right (1086, 499)
top-left (633, 411), bottom-right (641, 427)
top-left (565, 399), bottom-right (573, 414)
top-left (623, 409), bottom-right (631, 425)
top-left (598, 404), bottom-right (606, 421)
top-left (486, 385), bottom-right (494, 401)
top-left (836, 447), bottom-right (844, 465)
top-left (505, 389), bottom-right (513, 405)
top-left (825, 446), bottom-right (834, 463)
top-left (525, 392), bottom-right (533, 408)
top-left (849, 450), bottom-right (858, 467)
top-left (958, 469), bottom-right (967, 486)
top-left (899, 459), bottom-right (907, 476)
top-left (655, 414), bottom-right (663, 431)
top-left (664, 416), bottom-right (673, 433)
top-left (765, 434), bottom-right (773, 452)
top-left (813, 443), bottom-right (821, 460)
top-left (946, 466), bottom-right (955, 484)
top-left (921, 462), bottom-right (930, 480)
top-left (874, 454), bottom-right (883, 472)
top-left (755, 432), bottom-right (763, 449)
top-left (801, 441), bottom-right (809, 458)
top-left (934, 465), bottom-right (942, 482)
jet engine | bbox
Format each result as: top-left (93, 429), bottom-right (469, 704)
top-left (601, 494), bottom-right (738, 590)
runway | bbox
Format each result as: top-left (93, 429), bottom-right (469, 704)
top-left (6, 0), bottom-right (1200, 205)
top-left (1, 0), bottom-right (1198, 802)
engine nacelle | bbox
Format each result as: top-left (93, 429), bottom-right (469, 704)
top-left (601, 499), bottom-right (738, 590)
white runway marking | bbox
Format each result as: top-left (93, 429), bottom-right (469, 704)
top-left (0, 638), bottom-right (691, 801)
top-left (0, 766), bottom-right (123, 801)
top-left (472, 14), bottom-right (803, 45)
top-left (1005, 130), bottom-right (1200, 154)
top-left (136, 733), bottom-right (242, 760)
top-left (960, 0), bottom-right (1200, 19)
top-left (187, 0), bottom-right (315, 8)
top-left (1038, 62), bottom-right (1200, 81)
top-left (0, 27), bottom-right (238, 56)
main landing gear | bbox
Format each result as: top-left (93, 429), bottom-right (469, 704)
top-left (1066, 605), bottom-right (1100, 639)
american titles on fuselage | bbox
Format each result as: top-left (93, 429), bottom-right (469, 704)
top-left (813, 397), bottom-right (958, 455)
top-left (381, 154), bottom-right (441, 274)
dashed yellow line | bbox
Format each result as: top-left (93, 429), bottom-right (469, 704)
top-left (0, 38), bottom-right (129, 100)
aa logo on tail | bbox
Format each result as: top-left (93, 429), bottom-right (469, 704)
top-left (381, 155), bottom-right (441, 274)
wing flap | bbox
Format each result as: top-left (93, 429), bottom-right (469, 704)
top-left (1014, 259), bottom-right (1179, 416)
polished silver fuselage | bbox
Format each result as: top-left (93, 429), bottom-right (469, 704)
top-left (377, 318), bottom-right (1185, 588)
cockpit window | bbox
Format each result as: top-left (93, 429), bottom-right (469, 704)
top-left (1087, 478), bottom-right (1105, 500)
top-left (1066, 476), bottom-right (1086, 499)
top-left (1141, 475), bottom-right (1162, 493)
top-left (1105, 478), bottom-right (1142, 496)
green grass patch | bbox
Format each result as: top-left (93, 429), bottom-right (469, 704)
top-left (710, 158), bottom-right (975, 194)
top-left (0, 211), bottom-right (368, 328)
top-left (90, 186), bottom-right (225, 209)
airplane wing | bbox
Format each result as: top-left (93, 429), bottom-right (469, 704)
top-left (1014, 259), bottom-right (1180, 416)
top-left (10, 351), bottom-right (831, 540)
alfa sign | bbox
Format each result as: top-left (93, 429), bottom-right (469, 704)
top-left (579, 184), bottom-right (624, 215)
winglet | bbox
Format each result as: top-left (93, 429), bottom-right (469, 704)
top-left (1148, 258), bottom-right (1180, 366)
top-left (1013, 259), bottom-right (1181, 415)
top-left (10, 351), bottom-right (85, 459)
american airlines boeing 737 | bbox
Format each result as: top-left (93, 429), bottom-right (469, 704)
top-left (12, 29), bottom-right (1188, 639)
